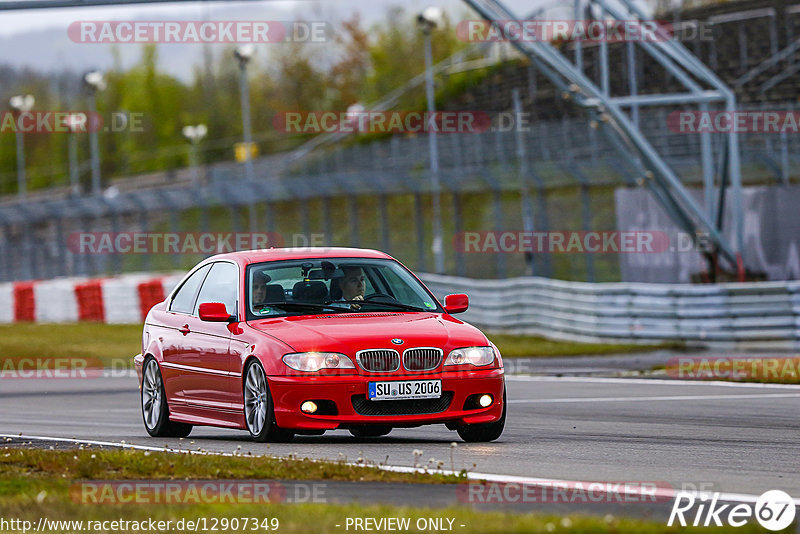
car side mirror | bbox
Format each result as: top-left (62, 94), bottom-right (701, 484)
top-left (444, 294), bottom-right (469, 314)
top-left (198, 302), bottom-right (234, 322)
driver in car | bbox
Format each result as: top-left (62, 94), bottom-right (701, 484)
top-left (337, 266), bottom-right (365, 310)
top-left (251, 271), bottom-right (270, 308)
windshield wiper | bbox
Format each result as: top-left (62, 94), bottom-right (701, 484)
top-left (332, 300), bottom-right (428, 312)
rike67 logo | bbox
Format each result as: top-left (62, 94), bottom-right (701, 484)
top-left (668, 490), bottom-right (796, 531)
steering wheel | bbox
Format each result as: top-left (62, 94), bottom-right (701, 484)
top-left (364, 292), bottom-right (396, 301)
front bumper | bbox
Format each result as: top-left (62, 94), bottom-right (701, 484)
top-left (268, 368), bottom-right (505, 430)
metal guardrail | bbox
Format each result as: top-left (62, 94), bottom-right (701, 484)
top-left (420, 273), bottom-right (800, 348)
top-left (2, 268), bottom-right (797, 349)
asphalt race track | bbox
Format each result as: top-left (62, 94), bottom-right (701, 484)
top-left (2, 368), bottom-right (799, 511)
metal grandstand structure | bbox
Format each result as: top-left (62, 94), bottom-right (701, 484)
top-left (464, 0), bottom-right (745, 276)
top-left (2, 0), bottom-right (799, 283)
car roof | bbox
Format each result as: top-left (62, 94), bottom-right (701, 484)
top-left (205, 247), bottom-right (394, 265)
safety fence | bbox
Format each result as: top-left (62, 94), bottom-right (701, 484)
top-left (2, 271), bottom-right (798, 349)
top-left (419, 274), bottom-right (800, 349)
top-left (3, 101), bottom-right (799, 285)
top-left (4, 0), bottom-right (800, 288)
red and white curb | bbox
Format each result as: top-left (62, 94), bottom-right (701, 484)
top-left (0, 273), bottom-right (184, 324)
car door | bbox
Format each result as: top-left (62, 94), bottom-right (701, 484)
top-left (157, 263), bottom-right (212, 409)
top-left (184, 261), bottom-right (239, 412)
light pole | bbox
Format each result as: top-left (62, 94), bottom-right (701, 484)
top-left (182, 124), bottom-right (208, 185)
top-left (234, 44), bottom-right (256, 182)
top-left (83, 70), bottom-right (106, 195)
top-left (418, 7), bottom-right (445, 274)
top-left (345, 102), bottom-right (365, 132)
top-left (65, 113), bottom-right (84, 197)
top-left (9, 94), bottom-right (34, 198)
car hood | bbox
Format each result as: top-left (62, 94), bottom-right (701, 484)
top-left (247, 312), bottom-right (487, 355)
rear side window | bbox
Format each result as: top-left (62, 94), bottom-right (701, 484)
top-left (169, 264), bottom-right (211, 314)
top-left (194, 262), bottom-right (239, 316)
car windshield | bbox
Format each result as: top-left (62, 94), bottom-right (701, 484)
top-left (245, 257), bottom-right (442, 319)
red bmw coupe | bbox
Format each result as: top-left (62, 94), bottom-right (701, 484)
top-left (134, 248), bottom-right (505, 442)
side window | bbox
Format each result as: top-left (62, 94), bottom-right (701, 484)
top-left (169, 264), bottom-right (211, 314)
top-left (194, 262), bottom-right (239, 316)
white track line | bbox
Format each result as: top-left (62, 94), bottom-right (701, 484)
top-left (0, 417), bottom-right (138, 428)
top-left (2, 433), bottom-right (797, 506)
top-left (509, 393), bottom-right (800, 404)
top-left (102, 370), bottom-right (138, 378)
top-left (506, 375), bottom-right (800, 389)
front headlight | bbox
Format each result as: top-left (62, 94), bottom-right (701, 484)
top-left (444, 346), bottom-right (494, 367)
top-left (282, 352), bottom-right (355, 372)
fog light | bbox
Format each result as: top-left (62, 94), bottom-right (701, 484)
top-left (478, 394), bottom-right (493, 408)
top-left (301, 401), bottom-right (318, 414)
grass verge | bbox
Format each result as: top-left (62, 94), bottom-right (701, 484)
top-left (0, 447), bottom-right (459, 484)
top-left (487, 334), bottom-right (684, 358)
top-left (0, 448), bottom-right (765, 534)
top-left (0, 323), bottom-right (141, 369)
top-left (0, 324), bottom-right (677, 369)
top-left (652, 357), bottom-right (800, 385)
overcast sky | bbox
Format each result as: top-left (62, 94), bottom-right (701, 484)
top-left (0, 0), bottom-right (457, 36)
top-left (0, 1), bottom-right (451, 77)
top-left (0, 0), bottom-right (655, 79)
top-left (0, 0), bottom-right (602, 36)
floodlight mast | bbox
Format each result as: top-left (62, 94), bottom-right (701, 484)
top-left (234, 45), bottom-right (256, 182)
top-left (462, 0), bottom-right (744, 275)
top-left (182, 124), bottom-right (208, 185)
top-left (9, 95), bottom-right (34, 198)
top-left (83, 70), bottom-right (106, 195)
top-left (417, 6), bottom-right (445, 275)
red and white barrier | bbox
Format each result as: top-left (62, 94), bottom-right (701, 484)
top-left (14, 282), bottom-right (36, 322)
top-left (34, 278), bottom-right (83, 323)
top-left (0, 272), bottom-right (184, 324)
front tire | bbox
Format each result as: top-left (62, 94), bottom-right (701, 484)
top-left (456, 389), bottom-right (506, 443)
top-left (244, 360), bottom-right (294, 443)
top-left (141, 357), bottom-right (192, 438)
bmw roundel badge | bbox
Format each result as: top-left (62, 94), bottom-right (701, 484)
top-left (391, 338), bottom-right (404, 345)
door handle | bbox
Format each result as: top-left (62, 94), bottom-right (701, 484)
top-left (179, 324), bottom-right (191, 336)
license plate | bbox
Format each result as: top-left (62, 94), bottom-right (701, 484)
top-left (368, 380), bottom-right (441, 401)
